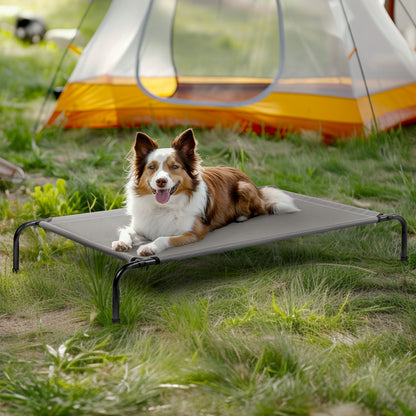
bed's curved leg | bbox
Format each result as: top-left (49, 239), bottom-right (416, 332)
top-left (13, 219), bottom-right (50, 273)
top-left (377, 214), bottom-right (408, 261)
top-left (112, 257), bottom-right (160, 324)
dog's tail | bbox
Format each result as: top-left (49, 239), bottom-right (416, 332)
top-left (260, 186), bottom-right (300, 214)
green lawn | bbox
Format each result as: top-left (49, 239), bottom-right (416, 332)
top-left (0, 2), bottom-right (416, 415)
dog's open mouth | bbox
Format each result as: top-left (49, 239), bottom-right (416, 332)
top-left (150, 182), bottom-right (179, 204)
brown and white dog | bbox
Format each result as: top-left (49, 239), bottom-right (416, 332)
top-left (112, 129), bottom-right (299, 257)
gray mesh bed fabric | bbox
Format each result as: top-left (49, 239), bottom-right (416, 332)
top-left (13, 192), bottom-right (408, 323)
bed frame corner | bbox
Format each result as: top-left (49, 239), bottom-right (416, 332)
top-left (377, 213), bottom-right (408, 261)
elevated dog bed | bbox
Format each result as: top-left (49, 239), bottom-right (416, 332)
top-left (13, 192), bottom-right (408, 323)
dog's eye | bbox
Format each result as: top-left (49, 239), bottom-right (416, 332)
top-left (171, 164), bottom-right (179, 170)
top-left (148, 165), bottom-right (156, 170)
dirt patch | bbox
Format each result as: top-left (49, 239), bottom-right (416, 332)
top-left (312, 403), bottom-right (371, 416)
top-left (0, 308), bottom-right (86, 337)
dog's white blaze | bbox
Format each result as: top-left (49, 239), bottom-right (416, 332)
top-left (147, 148), bottom-right (176, 190)
top-left (149, 148), bottom-right (174, 160)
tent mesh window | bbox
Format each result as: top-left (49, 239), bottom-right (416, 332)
top-left (138, 0), bottom-right (281, 104)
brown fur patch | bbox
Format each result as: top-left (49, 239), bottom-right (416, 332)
top-left (169, 218), bottom-right (210, 247)
top-left (133, 132), bottom-right (158, 181)
top-left (171, 129), bottom-right (201, 189)
top-left (168, 165), bottom-right (269, 245)
top-left (201, 166), bottom-right (267, 230)
top-left (135, 160), bottom-right (159, 196)
top-left (163, 153), bottom-right (197, 198)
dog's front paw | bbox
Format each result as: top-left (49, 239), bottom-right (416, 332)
top-left (112, 241), bottom-right (131, 252)
top-left (137, 243), bottom-right (157, 257)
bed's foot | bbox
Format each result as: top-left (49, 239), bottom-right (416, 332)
top-left (377, 214), bottom-right (408, 261)
top-left (13, 219), bottom-right (50, 273)
top-left (112, 257), bottom-right (160, 324)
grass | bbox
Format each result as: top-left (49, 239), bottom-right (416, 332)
top-left (1, 1), bottom-right (416, 415)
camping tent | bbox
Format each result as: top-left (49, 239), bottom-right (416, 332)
top-left (46, 0), bottom-right (416, 139)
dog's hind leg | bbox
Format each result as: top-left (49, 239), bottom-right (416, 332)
top-left (235, 181), bottom-right (266, 221)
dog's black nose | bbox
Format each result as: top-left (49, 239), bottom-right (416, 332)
top-left (156, 178), bottom-right (167, 188)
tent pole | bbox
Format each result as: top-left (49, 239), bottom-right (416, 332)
top-left (339, 0), bottom-right (379, 136)
top-left (32, 0), bottom-right (95, 136)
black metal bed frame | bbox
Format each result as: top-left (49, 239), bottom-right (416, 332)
top-left (12, 212), bottom-right (408, 324)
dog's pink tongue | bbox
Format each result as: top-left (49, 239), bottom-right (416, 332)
top-left (155, 189), bottom-right (170, 204)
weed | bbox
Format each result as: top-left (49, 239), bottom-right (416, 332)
top-left (0, 334), bottom-right (161, 415)
top-left (24, 179), bottom-right (81, 218)
top-left (66, 175), bottom-right (124, 212)
top-left (45, 335), bottom-right (127, 373)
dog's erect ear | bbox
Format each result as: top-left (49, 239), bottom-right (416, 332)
top-left (134, 132), bottom-right (158, 159)
top-left (171, 129), bottom-right (197, 157)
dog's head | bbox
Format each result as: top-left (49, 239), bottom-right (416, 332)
top-left (132, 129), bottom-right (201, 204)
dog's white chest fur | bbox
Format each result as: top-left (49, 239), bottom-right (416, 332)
top-left (126, 177), bottom-right (208, 241)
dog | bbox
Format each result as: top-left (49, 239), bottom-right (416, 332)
top-left (112, 129), bottom-right (299, 257)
